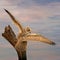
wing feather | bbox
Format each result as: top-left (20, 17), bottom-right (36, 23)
top-left (24, 34), bottom-right (56, 45)
top-left (4, 9), bottom-right (24, 33)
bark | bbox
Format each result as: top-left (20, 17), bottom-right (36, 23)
top-left (2, 25), bottom-right (27, 60)
top-left (2, 25), bottom-right (17, 46)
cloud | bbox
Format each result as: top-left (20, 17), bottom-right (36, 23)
top-left (0, 0), bottom-right (9, 6)
top-left (0, 41), bottom-right (13, 48)
top-left (0, 46), bottom-right (18, 60)
top-left (27, 48), bottom-right (60, 60)
top-left (33, 0), bottom-right (60, 5)
top-left (0, 0), bottom-right (60, 23)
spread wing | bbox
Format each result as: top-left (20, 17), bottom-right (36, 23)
top-left (4, 9), bottom-right (24, 33)
top-left (24, 34), bottom-right (56, 45)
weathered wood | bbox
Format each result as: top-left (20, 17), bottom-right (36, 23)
top-left (2, 25), bottom-right (17, 46)
top-left (15, 37), bottom-right (27, 60)
top-left (2, 25), bottom-right (27, 60)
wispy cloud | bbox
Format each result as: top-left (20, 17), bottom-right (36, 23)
top-left (0, 43), bottom-right (12, 48)
top-left (33, 0), bottom-right (60, 5)
top-left (0, 0), bottom-right (60, 22)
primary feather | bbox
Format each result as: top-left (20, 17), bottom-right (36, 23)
top-left (4, 9), bottom-right (24, 33)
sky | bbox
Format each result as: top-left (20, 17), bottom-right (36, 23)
top-left (0, 0), bottom-right (60, 60)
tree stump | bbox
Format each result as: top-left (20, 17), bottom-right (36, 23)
top-left (2, 25), bottom-right (27, 60)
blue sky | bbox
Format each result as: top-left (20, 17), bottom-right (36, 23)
top-left (0, 0), bottom-right (60, 60)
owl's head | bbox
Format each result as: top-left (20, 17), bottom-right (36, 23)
top-left (25, 26), bottom-right (31, 33)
